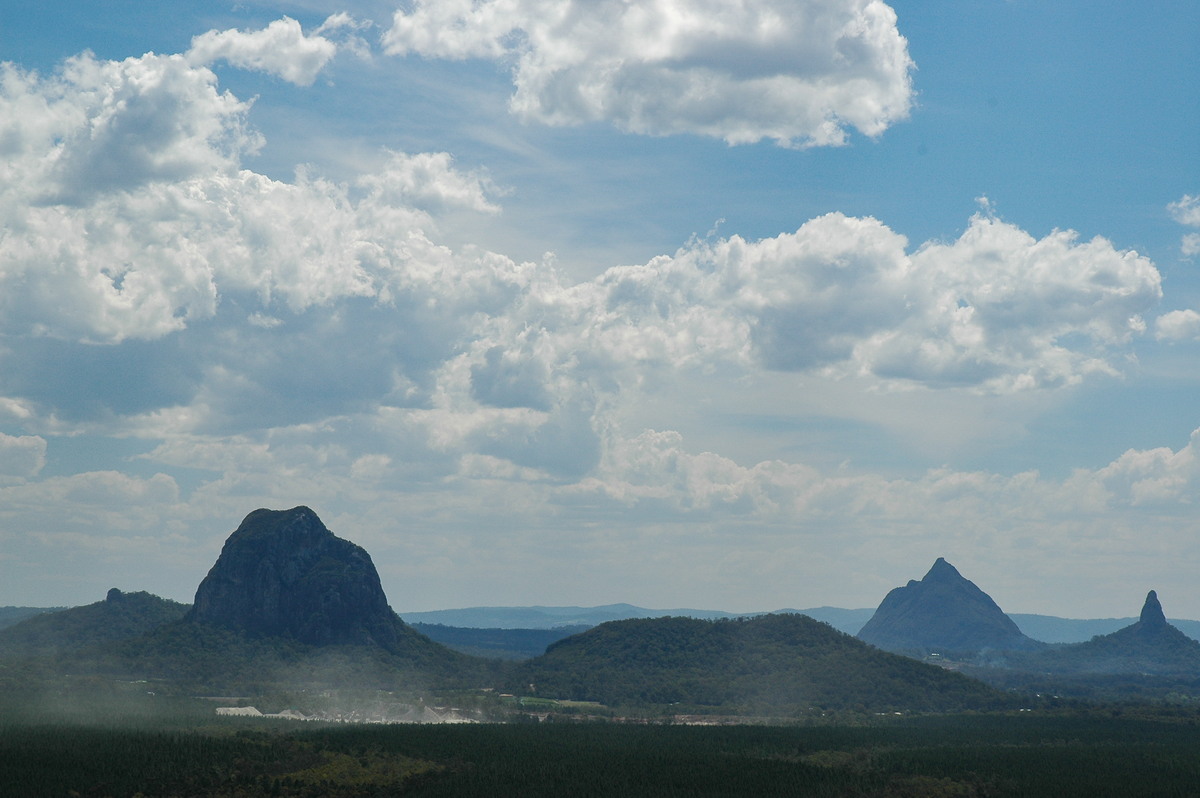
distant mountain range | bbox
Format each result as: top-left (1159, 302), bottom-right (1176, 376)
top-left (5, 509), bottom-right (1200, 711)
top-left (0, 506), bottom-right (1011, 714)
top-left (396, 604), bottom-right (1200, 645)
top-left (8, 600), bottom-right (1200, 645)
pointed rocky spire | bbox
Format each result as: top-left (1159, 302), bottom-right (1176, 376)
top-left (857, 558), bottom-right (1039, 653)
top-left (1139, 590), bottom-right (1167, 628)
top-left (924, 557), bottom-right (962, 582)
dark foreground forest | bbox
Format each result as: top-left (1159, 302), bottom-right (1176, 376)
top-left (6, 693), bottom-right (1200, 797)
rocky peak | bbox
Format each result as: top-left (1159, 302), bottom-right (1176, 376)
top-left (1139, 590), bottom-right (1167, 628)
top-left (924, 557), bottom-right (962, 582)
top-left (186, 506), bottom-right (409, 651)
top-left (857, 558), bottom-right (1040, 654)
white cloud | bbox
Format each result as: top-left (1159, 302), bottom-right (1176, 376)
top-left (0, 471), bottom-right (180, 523)
top-left (467, 212), bottom-right (1160, 411)
top-left (1155, 309), bottom-right (1200, 341)
top-left (356, 150), bottom-right (500, 214)
top-left (383, 0), bottom-right (915, 147)
top-left (1169, 195), bottom-right (1200, 227)
top-left (0, 53), bottom-right (256, 203)
top-left (0, 433), bottom-right (46, 481)
top-left (1169, 195), bottom-right (1200, 256)
top-left (0, 45), bottom-right (519, 344)
top-left (1092, 429), bottom-right (1200, 507)
top-left (187, 17), bottom-right (337, 86)
top-left (0, 19), bottom-right (1183, 614)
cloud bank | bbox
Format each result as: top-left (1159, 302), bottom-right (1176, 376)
top-left (0, 14), bottom-right (1189, 615)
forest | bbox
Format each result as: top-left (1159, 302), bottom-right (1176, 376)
top-left (6, 692), bottom-right (1200, 797)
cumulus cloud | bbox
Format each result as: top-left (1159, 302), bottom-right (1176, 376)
top-left (461, 211), bottom-right (1160, 418)
top-left (0, 25), bottom-right (1166, 503)
top-left (1092, 429), bottom-right (1200, 507)
top-left (0, 44), bottom-right (514, 344)
top-left (1155, 309), bottom-right (1200, 341)
top-left (383, 0), bottom-right (915, 147)
top-left (187, 16), bottom-right (337, 86)
top-left (356, 151), bottom-right (500, 214)
top-left (0, 53), bottom-right (256, 203)
top-left (1169, 194), bottom-right (1200, 256)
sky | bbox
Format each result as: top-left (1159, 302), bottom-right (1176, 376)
top-left (0, 0), bottom-right (1198, 620)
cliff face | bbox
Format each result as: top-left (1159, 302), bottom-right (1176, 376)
top-left (857, 558), bottom-right (1040, 654)
top-left (187, 506), bottom-right (408, 651)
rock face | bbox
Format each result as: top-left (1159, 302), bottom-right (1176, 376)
top-left (1139, 590), bottom-right (1167, 628)
top-left (857, 558), bottom-right (1040, 654)
top-left (187, 506), bottom-right (410, 651)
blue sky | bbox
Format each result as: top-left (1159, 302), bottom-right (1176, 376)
top-left (0, 1), bottom-right (1198, 619)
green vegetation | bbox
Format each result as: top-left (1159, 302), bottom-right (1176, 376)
top-left (0, 606), bottom-right (67, 631)
top-left (60, 620), bottom-right (502, 693)
top-left (0, 590), bottom-right (187, 657)
top-left (514, 614), bottom-right (1014, 714)
top-left (7, 702), bottom-right (1200, 796)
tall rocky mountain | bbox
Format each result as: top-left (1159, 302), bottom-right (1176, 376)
top-left (857, 558), bottom-right (1041, 654)
top-left (186, 506), bottom-right (417, 653)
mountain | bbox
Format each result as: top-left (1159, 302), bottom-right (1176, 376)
top-left (398, 603), bottom-right (749, 629)
top-left (0, 589), bottom-right (187, 658)
top-left (37, 507), bottom-right (484, 690)
top-left (857, 558), bottom-right (1041, 655)
top-left (1016, 591), bottom-right (1200, 677)
top-left (1010, 613), bottom-right (1200, 645)
top-left (782, 606), bottom-right (876, 635)
top-left (187, 506), bottom-right (418, 653)
top-left (1011, 614), bottom-right (1139, 643)
top-left (514, 613), bottom-right (1013, 713)
top-left (411, 623), bottom-right (590, 660)
top-left (398, 603), bottom-right (876, 635)
top-left (0, 606), bottom-right (68, 631)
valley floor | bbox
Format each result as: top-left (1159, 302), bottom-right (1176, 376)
top-left (5, 700), bottom-right (1200, 796)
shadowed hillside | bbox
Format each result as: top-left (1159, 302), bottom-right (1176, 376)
top-left (514, 613), bottom-right (1013, 714)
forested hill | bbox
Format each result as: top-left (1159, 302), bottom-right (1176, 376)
top-left (0, 589), bottom-right (187, 658)
top-left (514, 614), bottom-right (1013, 714)
top-left (0, 606), bottom-right (67, 631)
